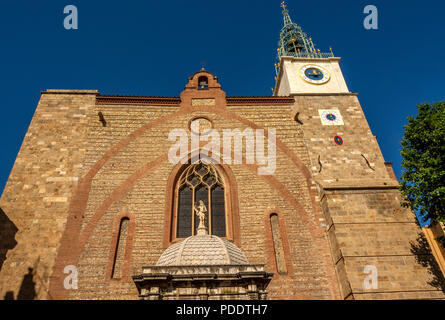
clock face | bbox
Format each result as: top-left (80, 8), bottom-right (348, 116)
top-left (318, 109), bottom-right (344, 126)
top-left (300, 65), bottom-right (330, 84)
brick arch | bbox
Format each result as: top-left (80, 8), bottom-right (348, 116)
top-left (185, 70), bottom-right (222, 90)
top-left (73, 151), bottom-right (316, 265)
top-left (77, 152), bottom-right (314, 267)
top-left (80, 107), bottom-right (317, 247)
top-left (69, 154), bottom-right (323, 298)
top-left (50, 106), bottom-right (326, 299)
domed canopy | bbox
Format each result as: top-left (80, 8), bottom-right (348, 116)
top-left (157, 235), bottom-right (249, 266)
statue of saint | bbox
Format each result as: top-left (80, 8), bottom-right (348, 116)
top-left (194, 200), bottom-right (207, 234)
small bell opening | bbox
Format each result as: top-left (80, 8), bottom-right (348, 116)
top-left (198, 76), bottom-right (209, 90)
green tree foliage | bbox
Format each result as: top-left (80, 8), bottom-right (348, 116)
top-left (400, 102), bottom-right (445, 226)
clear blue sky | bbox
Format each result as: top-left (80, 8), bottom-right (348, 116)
top-left (0, 1), bottom-right (444, 221)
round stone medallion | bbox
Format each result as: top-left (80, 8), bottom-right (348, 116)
top-left (190, 117), bottom-right (213, 135)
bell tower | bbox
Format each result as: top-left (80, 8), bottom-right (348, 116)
top-left (271, 2), bottom-right (445, 300)
top-left (274, 2), bottom-right (349, 95)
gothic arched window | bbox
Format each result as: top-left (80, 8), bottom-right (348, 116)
top-left (175, 162), bottom-right (226, 238)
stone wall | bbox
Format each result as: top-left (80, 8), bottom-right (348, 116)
top-left (1, 71), bottom-right (443, 300)
top-left (0, 90), bottom-right (96, 299)
top-left (298, 93), bottom-right (445, 299)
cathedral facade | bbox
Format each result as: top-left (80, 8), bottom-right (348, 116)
top-left (0, 5), bottom-right (444, 300)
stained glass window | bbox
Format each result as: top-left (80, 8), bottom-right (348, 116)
top-left (176, 162), bottom-right (226, 237)
top-left (177, 186), bottom-right (193, 238)
top-left (211, 185), bottom-right (226, 237)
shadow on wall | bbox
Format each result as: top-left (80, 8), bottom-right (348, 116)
top-left (17, 268), bottom-right (37, 300)
top-left (411, 233), bottom-right (445, 293)
top-left (1, 208), bottom-right (37, 300)
top-left (0, 207), bottom-right (18, 272)
top-left (3, 268), bottom-right (37, 300)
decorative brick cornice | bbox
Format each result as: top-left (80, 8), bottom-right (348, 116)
top-left (95, 95), bottom-right (295, 106)
top-left (42, 89), bottom-right (99, 95)
top-left (226, 97), bottom-right (295, 105)
top-left (96, 95), bottom-right (181, 106)
top-left (290, 93), bottom-right (358, 97)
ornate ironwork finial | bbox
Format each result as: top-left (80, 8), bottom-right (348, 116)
top-left (276, 3), bottom-right (333, 61)
top-left (200, 62), bottom-right (206, 71)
